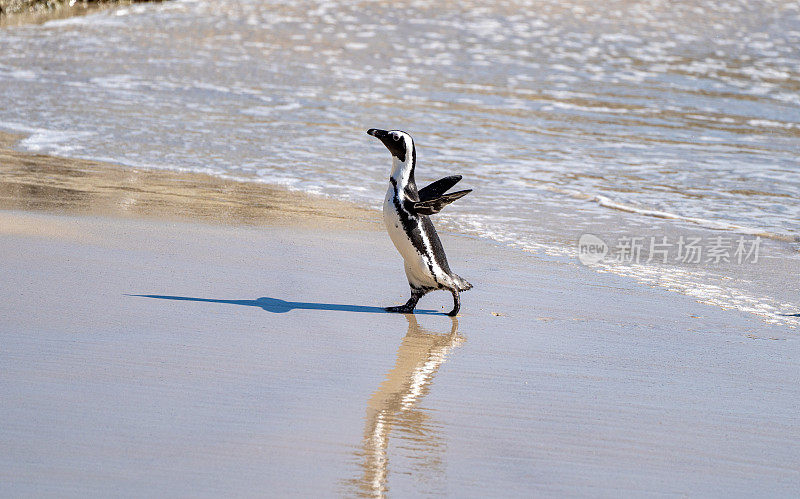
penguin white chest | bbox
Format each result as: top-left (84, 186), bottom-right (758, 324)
top-left (382, 187), bottom-right (415, 260)
top-left (383, 187), bottom-right (438, 287)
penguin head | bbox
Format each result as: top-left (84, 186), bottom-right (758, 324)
top-left (367, 128), bottom-right (414, 163)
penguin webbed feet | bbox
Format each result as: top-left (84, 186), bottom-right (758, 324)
top-left (448, 290), bottom-right (461, 317)
top-left (385, 288), bottom-right (461, 316)
top-left (384, 304), bottom-right (416, 314)
top-left (385, 292), bottom-right (422, 314)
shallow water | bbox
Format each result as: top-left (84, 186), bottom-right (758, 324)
top-left (1, 0), bottom-right (798, 324)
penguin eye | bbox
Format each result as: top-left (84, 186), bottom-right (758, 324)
top-left (392, 133), bottom-right (400, 142)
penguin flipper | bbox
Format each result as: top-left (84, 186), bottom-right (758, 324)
top-left (412, 189), bottom-right (472, 215)
top-left (418, 175), bottom-right (462, 201)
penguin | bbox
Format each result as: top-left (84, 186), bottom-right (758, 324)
top-left (366, 128), bottom-right (473, 316)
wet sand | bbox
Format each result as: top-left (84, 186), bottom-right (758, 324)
top-left (0, 131), bottom-right (375, 229)
top-left (1, 140), bottom-right (799, 495)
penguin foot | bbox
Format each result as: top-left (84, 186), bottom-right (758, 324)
top-left (385, 291), bottom-right (423, 314)
top-left (385, 305), bottom-right (415, 314)
top-left (448, 290), bottom-right (461, 317)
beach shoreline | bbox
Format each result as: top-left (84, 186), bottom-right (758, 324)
top-left (1, 135), bottom-right (799, 495)
top-left (2, 128), bottom-right (797, 329)
top-left (0, 130), bottom-right (377, 230)
top-left (2, 0), bottom-right (798, 332)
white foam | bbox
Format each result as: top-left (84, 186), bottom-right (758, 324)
top-left (591, 261), bottom-right (800, 328)
top-left (14, 127), bottom-right (94, 156)
top-left (44, 11), bottom-right (126, 27)
top-left (594, 194), bottom-right (799, 242)
top-left (544, 101), bottom-right (630, 114)
top-left (192, 82), bottom-right (233, 94)
top-left (90, 74), bottom-right (144, 90)
top-left (240, 102), bottom-right (301, 116)
top-left (535, 184), bottom-right (799, 244)
top-left (747, 119), bottom-right (797, 129)
top-left (4, 69), bottom-right (36, 80)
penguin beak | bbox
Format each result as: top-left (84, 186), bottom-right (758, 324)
top-left (367, 128), bottom-right (387, 139)
top-left (367, 128), bottom-right (406, 160)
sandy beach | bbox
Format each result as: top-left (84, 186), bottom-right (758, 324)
top-left (3, 0), bottom-right (800, 493)
top-left (1, 135), bottom-right (799, 496)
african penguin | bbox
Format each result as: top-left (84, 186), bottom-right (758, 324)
top-left (367, 128), bottom-right (472, 316)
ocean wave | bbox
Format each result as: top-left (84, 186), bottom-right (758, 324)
top-left (541, 185), bottom-right (800, 244)
top-left (1, 122), bottom-right (95, 156)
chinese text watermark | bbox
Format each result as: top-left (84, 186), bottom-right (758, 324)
top-left (578, 234), bottom-right (761, 266)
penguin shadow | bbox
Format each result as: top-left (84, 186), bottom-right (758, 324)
top-left (127, 294), bottom-right (444, 315)
top-left (342, 314), bottom-right (464, 497)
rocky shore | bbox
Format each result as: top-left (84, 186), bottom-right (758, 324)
top-left (0, 0), bottom-right (161, 23)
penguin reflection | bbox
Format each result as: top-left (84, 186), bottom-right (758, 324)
top-left (348, 315), bottom-right (464, 498)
